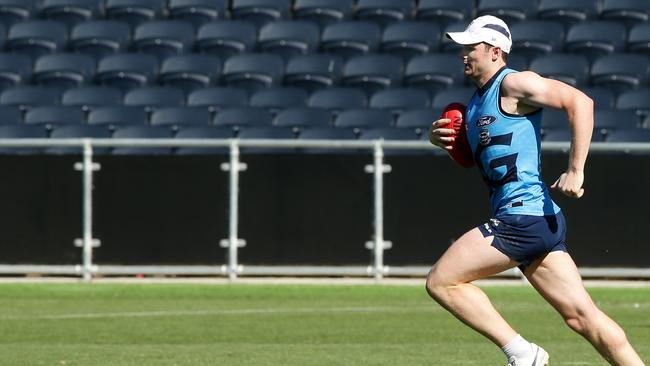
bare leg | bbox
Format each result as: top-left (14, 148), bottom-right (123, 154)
top-left (525, 251), bottom-right (646, 366)
top-left (425, 227), bottom-right (520, 347)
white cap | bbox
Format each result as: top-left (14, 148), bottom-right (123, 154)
top-left (446, 15), bottom-right (512, 54)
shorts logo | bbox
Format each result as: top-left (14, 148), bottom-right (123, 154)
top-left (476, 115), bottom-right (497, 127)
top-left (490, 218), bottom-right (500, 227)
top-left (483, 223), bottom-right (492, 233)
top-left (479, 128), bottom-right (491, 145)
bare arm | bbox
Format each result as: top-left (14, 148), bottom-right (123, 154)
top-left (502, 71), bottom-right (594, 198)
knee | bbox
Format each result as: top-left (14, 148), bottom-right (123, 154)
top-left (564, 309), bottom-right (628, 348)
top-left (425, 267), bottom-right (452, 303)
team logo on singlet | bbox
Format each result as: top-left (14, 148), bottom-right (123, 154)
top-left (476, 115), bottom-right (497, 127)
top-left (479, 128), bottom-right (491, 145)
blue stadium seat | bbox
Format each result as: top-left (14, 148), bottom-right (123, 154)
top-left (187, 87), bottom-right (249, 112)
top-left (341, 54), bottom-right (403, 95)
top-left (168, 0), bottom-right (228, 28)
top-left (594, 108), bottom-right (640, 140)
top-left (174, 126), bottom-right (233, 155)
top-left (239, 125), bottom-right (295, 153)
top-left (580, 87), bottom-right (615, 109)
top-left (334, 109), bottom-right (393, 131)
top-left (283, 54), bottom-right (343, 92)
top-left (150, 107), bottom-right (211, 130)
top-left (257, 20), bottom-right (320, 60)
top-left (159, 54), bottom-right (221, 93)
top-left (616, 88), bottom-right (650, 118)
top-left (354, 0), bottom-right (413, 28)
top-left (507, 53), bottom-right (529, 72)
top-left (95, 53), bottom-right (159, 92)
top-left (230, 0), bottom-right (290, 26)
top-left (249, 87), bottom-right (308, 112)
top-left (47, 125), bottom-right (112, 155)
top-left (40, 0), bottom-right (103, 28)
top-left (62, 86), bottom-right (123, 111)
top-left (0, 0), bottom-right (39, 27)
top-left (536, 0), bottom-right (599, 28)
top-left (511, 21), bottom-right (565, 61)
top-left (565, 21), bottom-right (627, 62)
top-left (111, 126), bottom-right (174, 155)
top-left (541, 128), bottom-right (571, 142)
top-left (0, 53), bottom-right (32, 90)
top-left (0, 105), bottom-right (22, 124)
top-left (380, 21), bottom-right (440, 61)
top-left (24, 105), bottom-right (84, 129)
top-left (600, 0), bottom-right (650, 27)
top-left (6, 20), bottom-right (67, 58)
top-left (222, 53), bottom-right (284, 92)
top-left (273, 107), bottom-right (332, 130)
top-left (432, 86), bottom-right (475, 109)
top-left (195, 20), bottom-right (257, 59)
top-left (370, 88), bottom-right (430, 113)
top-left (529, 54), bottom-right (590, 87)
top-left (320, 21), bottom-right (381, 60)
top-left (68, 20), bottom-right (131, 60)
top-left (440, 21), bottom-right (469, 54)
top-left (308, 87), bottom-right (367, 111)
top-left (298, 126), bottom-right (357, 154)
top-left (359, 127), bottom-right (418, 140)
top-left (477, 0), bottom-right (537, 24)
top-left (0, 125), bottom-right (47, 154)
top-left (395, 108), bottom-right (440, 137)
top-left (33, 53), bottom-right (96, 89)
top-left (627, 23), bottom-right (650, 56)
top-left (0, 86), bottom-right (61, 111)
top-left (88, 106), bottom-right (147, 129)
top-left (605, 129), bottom-right (650, 143)
top-left (105, 0), bottom-right (166, 28)
top-left (590, 54), bottom-right (649, 94)
top-left (123, 87), bottom-right (185, 111)
top-left (293, 0), bottom-right (353, 29)
top-left (415, 0), bottom-right (473, 26)
top-left (404, 54), bottom-right (466, 95)
top-left (132, 21), bottom-right (195, 60)
top-left (541, 108), bottom-right (568, 130)
top-left (213, 107), bottom-right (273, 130)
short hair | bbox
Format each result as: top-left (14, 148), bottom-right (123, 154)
top-left (484, 43), bottom-right (508, 63)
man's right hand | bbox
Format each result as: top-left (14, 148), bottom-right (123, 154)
top-left (428, 119), bottom-right (456, 150)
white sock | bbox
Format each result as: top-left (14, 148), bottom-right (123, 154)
top-left (501, 334), bottom-right (534, 361)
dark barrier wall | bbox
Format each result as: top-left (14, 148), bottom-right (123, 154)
top-left (0, 152), bottom-right (648, 267)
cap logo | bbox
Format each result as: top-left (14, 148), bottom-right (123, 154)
top-left (482, 24), bottom-right (510, 39)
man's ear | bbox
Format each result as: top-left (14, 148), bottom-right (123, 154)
top-left (491, 47), bottom-right (500, 62)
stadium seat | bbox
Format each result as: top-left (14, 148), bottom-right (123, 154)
top-left (565, 21), bottom-right (627, 62)
top-left (168, 0), bottom-right (228, 28)
top-left (174, 126), bottom-right (233, 155)
top-left (0, 105), bottom-right (22, 124)
top-left (580, 87), bottom-right (616, 109)
top-left (230, 0), bottom-right (291, 26)
top-left (249, 87), bottom-right (308, 112)
top-left (105, 0), bottom-right (166, 27)
top-left (616, 88), bottom-right (650, 118)
top-left (111, 126), bottom-right (174, 155)
top-left (334, 109), bottom-right (393, 131)
top-left (150, 106), bottom-right (211, 130)
top-left (308, 87), bottom-right (367, 111)
top-left (380, 21), bottom-right (441, 61)
top-left (0, 125), bottom-right (47, 154)
top-left (432, 87), bottom-right (475, 109)
top-left (88, 106), bottom-right (147, 129)
top-left (293, 0), bottom-right (353, 29)
top-left (0, 0), bottom-right (39, 27)
top-left (273, 107), bottom-right (332, 131)
top-left (590, 54), bottom-right (649, 94)
top-left (237, 126), bottom-right (295, 140)
top-left (477, 0), bottom-right (537, 24)
top-left (40, 0), bottom-right (103, 28)
top-left (283, 54), bottom-right (343, 92)
top-left (354, 0), bottom-right (414, 28)
top-left (600, 0), bottom-right (650, 27)
top-left (594, 108), bottom-right (640, 140)
top-left (95, 53), bottom-right (159, 92)
top-left (24, 105), bottom-right (84, 129)
top-left (341, 54), bottom-right (403, 95)
top-left (627, 23), bottom-right (650, 56)
top-left (605, 129), bottom-right (650, 143)
top-left (6, 20), bottom-right (67, 58)
top-left (0, 53), bottom-right (32, 90)
top-left (0, 86), bottom-right (61, 111)
top-left (370, 88), bottom-right (430, 113)
top-left (320, 21), bottom-right (381, 60)
top-left (62, 86), bottom-right (123, 111)
top-left (415, 0), bottom-right (473, 26)
top-left (32, 53), bottom-right (96, 89)
top-left (297, 126), bottom-right (357, 154)
top-left (158, 54), bottom-right (221, 93)
top-left (529, 54), bottom-right (590, 87)
top-left (536, 0), bottom-right (599, 28)
top-left (222, 53), bottom-right (284, 92)
top-left (511, 21), bottom-right (564, 61)
top-left (195, 20), bottom-right (257, 59)
top-left (257, 20), bottom-right (320, 60)
top-left (440, 21), bottom-right (469, 54)
top-left (132, 21), bottom-right (195, 60)
top-left (359, 127), bottom-right (418, 140)
top-left (123, 87), bottom-right (186, 111)
top-left (541, 128), bottom-right (571, 142)
top-left (404, 54), bottom-right (466, 95)
top-left (507, 53), bottom-right (529, 72)
top-left (187, 87), bottom-right (249, 112)
top-left (47, 125), bottom-right (112, 155)
top-left (213, 107), bottom-right (273, 130)
top-left (68, 20), bottom-right (131, 60)
top-left (395, 108), bottom-right (440, 137)
top-left (541, 108), bottom-right (568, 130)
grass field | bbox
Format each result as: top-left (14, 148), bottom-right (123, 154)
top-left (0, 282), bottom-right (647, 365)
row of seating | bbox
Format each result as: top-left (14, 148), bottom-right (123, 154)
top-left (2, 0), bottom-right (649, 29)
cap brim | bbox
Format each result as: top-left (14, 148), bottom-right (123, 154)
top-left (445, 31), bottom-right (483, 45)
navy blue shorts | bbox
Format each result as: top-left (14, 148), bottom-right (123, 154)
top-left (477, 211), bottom-right (568, 270)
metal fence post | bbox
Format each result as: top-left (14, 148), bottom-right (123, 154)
top-left (364, 141), bottom-right (392, 280)
top-left (220, 139), bottom-right (247, 280)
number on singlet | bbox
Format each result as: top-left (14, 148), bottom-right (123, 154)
top-left (474, 132), bottom-right (519, 188)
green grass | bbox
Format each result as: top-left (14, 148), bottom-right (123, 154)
top-left (0, 283), bottom-right (648, 365)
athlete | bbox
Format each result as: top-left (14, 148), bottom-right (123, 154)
top-left (425, 15), bottom-right (646, 366)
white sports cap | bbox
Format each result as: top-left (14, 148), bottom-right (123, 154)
top-left (446, 15), bottom-right (512, 54)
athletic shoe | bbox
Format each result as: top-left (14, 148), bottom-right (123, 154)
top-left (507, 343), bottom-right (549, 366)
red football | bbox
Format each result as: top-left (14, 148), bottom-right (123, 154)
top-left (441, 103), bottom-right (475, 168)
